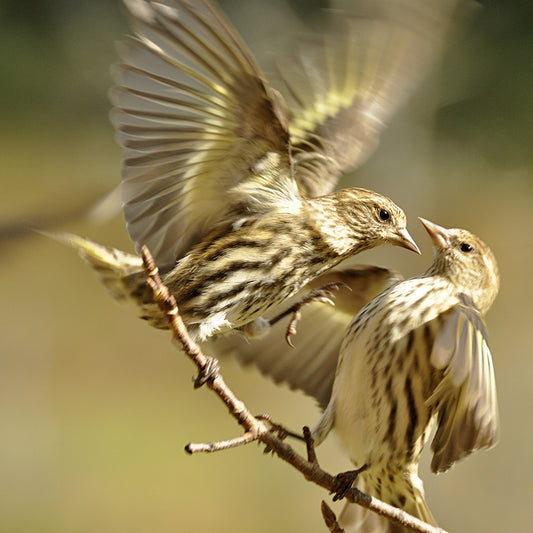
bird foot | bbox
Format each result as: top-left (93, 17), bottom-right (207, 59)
top-left (193, 356), bottom-right (220, 388)
top-left (269, 282), bottom-right (350, 347)
top-left (330, 464), bottom-right (368, 501)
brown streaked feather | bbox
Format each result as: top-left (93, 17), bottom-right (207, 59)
top-left (338, 472), bottom-right (437, 533)
top-left (113, 0), bottom-right (453, 270)
top-left (212, 265), bottom-right (401, 408)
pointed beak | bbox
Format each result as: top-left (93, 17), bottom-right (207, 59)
top-left (419, 217), bottom-right (450, 249)
top-left (393, 227), bottom-right (421, 254)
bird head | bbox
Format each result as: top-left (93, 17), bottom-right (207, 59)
top-left (419, 218), bottom-right (500, 314)
top-left (331, 188), bottom-right (420, 255)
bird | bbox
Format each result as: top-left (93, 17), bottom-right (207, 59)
top-left (51, 0), bottom-right (456, 343)
top-left (57, 189), bottom-right (416, 341)
top-left (304, 218), bottom-right (500, 532)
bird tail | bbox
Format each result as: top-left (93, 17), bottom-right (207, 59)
top-left (43, 231), bottom-right (148, 303)
top-left (338, 470), bottom-right (436, 533)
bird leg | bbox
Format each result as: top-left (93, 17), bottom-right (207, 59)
top-left (330, 464), bottom-right (368, 501)
top-left (269, 282), bottom-right (350, 347)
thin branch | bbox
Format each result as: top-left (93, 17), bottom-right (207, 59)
top-left (141, 246), bottom-right (448, 533)
top-left (185, 432), bottom-right (257, 454)
top-left (303, 425), bottom-right (318, 464)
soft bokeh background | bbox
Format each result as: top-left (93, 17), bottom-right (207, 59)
top-left (2, 1), bottom-right (532, 532)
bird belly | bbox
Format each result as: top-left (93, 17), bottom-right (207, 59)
top-left (171, 243), bottom-right (338, 340)
top-left (331, 347), bottom-right (378, 467)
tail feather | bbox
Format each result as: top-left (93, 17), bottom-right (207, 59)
top-left (338, 471), bottom-right (436, 533)
top-left (43, 231), bottom-right (145, 302)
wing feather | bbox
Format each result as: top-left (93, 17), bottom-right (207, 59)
top-left (428, 297), bottom-right (499, 473)
top-left (278, 1), bottom-right (456, 196)
top-left (112, 0), bottom-right (456, 267)
top-left (113, 0), bottom-right (290, 268)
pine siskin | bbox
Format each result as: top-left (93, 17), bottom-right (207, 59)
top-left (307, 218), bottom-right (500, 532)
top-left (53, 0), bottom-right (456, 342)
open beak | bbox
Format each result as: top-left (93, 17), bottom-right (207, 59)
top-left (419, 218), bottom-right (450, 249)
top-left (394, 228), bottom-right (420, 254)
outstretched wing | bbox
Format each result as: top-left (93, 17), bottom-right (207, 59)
top-left (112, 0), bottom-right (290, 268)
top-left (213, 266), bottom-right (401, 408)
top-left (280, 0), bottom-right (456, 197)
top-left (428, 295), bottom-right (499, 473)
top-left (112, 0), bottom-right (455, 268)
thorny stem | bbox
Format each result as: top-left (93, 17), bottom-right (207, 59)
top-left (141, 245), bottom-right (448, 533)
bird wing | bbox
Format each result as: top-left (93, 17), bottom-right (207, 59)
top-left (112, 0), bottom-right (291, 268)
top-left (112, 0), bottom-right (454, 268)
top-left (428, 295), bottom-right (499, 473)
top-left (280, 0), bottom-right (455, 197)
top-left (212, 266), bottom-right (401, 408)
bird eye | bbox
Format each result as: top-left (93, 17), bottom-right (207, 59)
top-left (379, 209), bottom-right (390, 222)
top-left (460, 243), bottom-right (474, 253)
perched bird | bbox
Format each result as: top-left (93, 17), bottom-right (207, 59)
top-left (53, 0), bottom-right (456, 342)
top-left (307, 218), bottom-right (500, 532)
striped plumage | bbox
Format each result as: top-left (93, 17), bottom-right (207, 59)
top-left (212, 265), bottom-right (403, 406)
top-left (64, 187), bottom-right (416, 340)
top-left (45, 3), bottom-right (500, 529)
top-left (165, 188), bottom-right (416, 340)
top-left (311, 219), bottom-right (500, 532)
top-left (54, 0), bottom-right (457, 342)
top-left (112, 0), bottom-right (450, 270)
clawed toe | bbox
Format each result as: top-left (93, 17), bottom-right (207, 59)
top-left (194, 356), bottom-right (220, 388)
top-left (269, 282), bottom-right (350, 347)
top-left (330, 464), bottom-right (368, 501)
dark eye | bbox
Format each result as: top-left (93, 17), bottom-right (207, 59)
top-left (460, 243), bottom-right (474, 253)
top-left (379, 209), bottom-right (390, 221)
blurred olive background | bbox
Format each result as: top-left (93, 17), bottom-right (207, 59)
top-left (1, 1), bottom-right (532, 532)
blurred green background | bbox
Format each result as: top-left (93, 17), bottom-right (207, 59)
top-left (1, 1), bottom-right (532, 532)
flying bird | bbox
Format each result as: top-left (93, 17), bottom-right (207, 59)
top-left (56, 0), bottom-right (456, 343)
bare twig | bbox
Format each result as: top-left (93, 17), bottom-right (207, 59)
top-left (141, 246), bottom-right (448, 533)
top-left (303, 425), bottom-right (318, 465)
top-left (185, 432), bottom-right (257, 454)
top-left (256, 413), bottom-right (306, 441)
